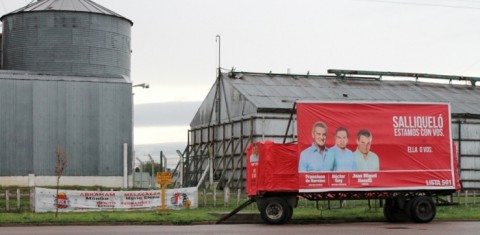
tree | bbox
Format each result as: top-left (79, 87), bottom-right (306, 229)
top-left (55, 145), bottom-right (67, 217)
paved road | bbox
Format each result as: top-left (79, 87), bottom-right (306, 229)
top-left (0, 222), bottom-right (478, 235)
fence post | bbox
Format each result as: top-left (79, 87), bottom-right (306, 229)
top-left (203, 189), bottom-right (206, 207)
top-left (237, 189), bottom-right (241, 206)
top-left (17, 188), bottom-right (21, 210)
top-left (465, 190), bottom-right (468, 206)
top-left (224, 186), bottom-right (230, 208)
top-left (30, 187), bottom-right (35, 212)
top-left (213, 186), bottom-right (217, 207)
top-left (6, 189), bottom-right (9, 211)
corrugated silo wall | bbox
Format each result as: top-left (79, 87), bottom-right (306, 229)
top-left (188, 115), bottom-right (480, 191)
top-left (1, 11), bottom-right (131, 77)
top-left (186, 113), bottom-right (294, 190)
top-left (0, 78), bottom-right (132, 177)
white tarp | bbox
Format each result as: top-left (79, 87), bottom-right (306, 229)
top-left (34, 187), bottom-right (198, 212)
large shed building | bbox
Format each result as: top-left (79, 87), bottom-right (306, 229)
top-left (184, 69), bottom-right (480, 192)
top-left (0, 0), bottom-right (134, 187)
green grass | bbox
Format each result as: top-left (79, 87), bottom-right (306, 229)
top-left (0, 203), bottom-right (479, 225)
top-left (292, 205), bottom-right (480, 222)
top-left (0, 209), bottom-right (220, 225)
top-left (435, 205), bottom-right (480, 220)
top-left (1, 188), bottom-right (480, 224)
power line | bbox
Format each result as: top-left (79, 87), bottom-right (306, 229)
top-left (353, 0), bottom-right (480, 10)
top-left (442, 0), bottom-right (480, 4)
top-left (460, 58), bottom-right (480, 75)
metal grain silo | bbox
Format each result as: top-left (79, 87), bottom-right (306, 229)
top-left (0, 0), bottom-right (133, 77)
top-left (0, 0), bottom-right (134, 188)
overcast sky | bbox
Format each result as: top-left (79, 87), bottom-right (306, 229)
top-left (2, 0), bottom-right (480, 166)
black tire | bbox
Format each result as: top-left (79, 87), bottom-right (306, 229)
top-left (256, 198), bottom-right (267, 212)
top-left (410, 196), bottom-right (436, 223)
top-left (405, 199), bottom-right (413, 219)
top-left (282, 203), bottom-right (293, 224)
top-left (259, 197), bottom-right (290, 225)
top-left (383, 198), bottom-right (409, 223)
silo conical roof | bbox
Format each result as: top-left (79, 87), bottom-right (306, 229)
top-left (1, 0), bottom-right (132, 25)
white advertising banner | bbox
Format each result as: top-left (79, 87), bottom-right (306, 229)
top-left (35, 187), bottom-right (198, 212)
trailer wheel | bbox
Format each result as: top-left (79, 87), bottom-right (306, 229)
top-left (260, 197), bottom-right (291, 225)
top-left (383, 198), bottom-right (409, 222)
top-left (410, 196), bottom-right (436, 223)
top-left (282, 202), bottom-right (293, 224)
top-left (256, 198), bottom-right (267, 212)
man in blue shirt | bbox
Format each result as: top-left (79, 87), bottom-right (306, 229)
top-left (328, 127), bottom-right (357, 171)
top-left (299, 121), bottom-right (334, 172)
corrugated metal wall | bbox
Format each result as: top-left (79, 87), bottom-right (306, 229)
top-left (0, 77), bottom-right (132, 177)
top-left (452, 118), bottom-right (480, 189)
top-left (0, 79), bottom-right (33, 175)
top-left (2, 11), bottom-right (131, 77)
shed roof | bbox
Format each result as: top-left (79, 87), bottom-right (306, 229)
top-left (225, 71), bottom-right (480, 116)
top-left (1, 0), bottom-right (132, 25)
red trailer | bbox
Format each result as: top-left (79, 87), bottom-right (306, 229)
top-left (232, 102), bottom-right (460, 225)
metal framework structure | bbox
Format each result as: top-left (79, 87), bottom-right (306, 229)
top-left (452, 116), bottom-right (480, 189)
top-left (328, 69), bottom-right (480, 87)
top-left (174, 69), bottom-right (480, 192)
top-left (176, 115), bottom-right (294, 190)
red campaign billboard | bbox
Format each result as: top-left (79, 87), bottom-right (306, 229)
top-left (297, 102), bottom-right (456, 192)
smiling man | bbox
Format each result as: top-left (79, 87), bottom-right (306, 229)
top-left (328, 127), bottom-right (357, 172)
top-left (298, 121), bottom-right (334, 172)
top-left (354, 129), bottom-right (380, 171)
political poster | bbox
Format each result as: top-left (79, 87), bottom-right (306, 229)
top-left (296, 102), bottom-right (455, 192)
top-left (35, 187), bottom-right (197, 212)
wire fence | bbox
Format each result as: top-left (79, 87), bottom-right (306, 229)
top-left (0, 188), bottom-right (32, 212)
top-left (1, 188), bottom-right (479, 212)
top-left (197, 188), bottom-right (480, 209)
